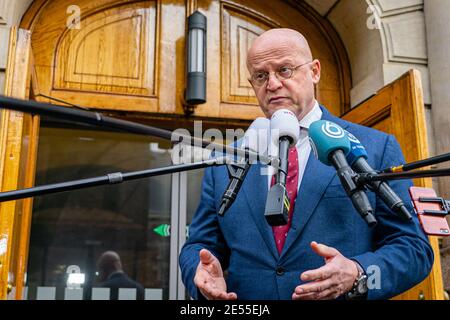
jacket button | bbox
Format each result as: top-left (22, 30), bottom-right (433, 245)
top-left (276, 266), bottom-right (285, 276)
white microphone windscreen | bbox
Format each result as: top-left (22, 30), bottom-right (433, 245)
top-left (270, 109), bottom-right (300, 146)
top-left (242, 117), bottom-right (270, 153)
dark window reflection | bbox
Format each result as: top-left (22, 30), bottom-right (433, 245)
top-left (26, 119), bottom-right (172, 300)
top-left (95, 250), bottom-right (145, 300)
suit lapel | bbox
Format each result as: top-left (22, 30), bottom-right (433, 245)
top-left (280, 106), bottom-right (350, 259)
top-left (242, 162), bottom-right (279, 260)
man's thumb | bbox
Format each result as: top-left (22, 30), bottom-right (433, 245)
top-left (310, 241), bottom-right (339, 259)
top-left (199, 249), bottom-right (216, 265)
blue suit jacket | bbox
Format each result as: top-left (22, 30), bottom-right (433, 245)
top-left (179, 106), bottom-right (434, 300)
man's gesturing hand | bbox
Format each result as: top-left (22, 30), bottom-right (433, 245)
top-left (194, 249), bottom-right (238, 300)
top-left (292, 241), bottom-right (359, 300)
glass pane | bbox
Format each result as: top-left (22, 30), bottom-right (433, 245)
top-left (188, 29), bottom-right (204, 73)
top-left (184, 133), bottom-right (241, 299)
top-left (186, 130), bottom-right (243, 224)
top-left (25, 119), bottom-right (172, 300)
top-left (187, 169), bottom-right (205, 225)
top-left (184, 168), bottom-right (204, 300)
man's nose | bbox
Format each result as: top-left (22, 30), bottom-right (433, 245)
top-left (266, 73), bottom-right (283, 91)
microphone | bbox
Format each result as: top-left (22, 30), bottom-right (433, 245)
top-left (309, 120), bottom-right (377, 227)
top-left (346, 131), bottom-right (412, 220)
top-left (218, 117), bottom-right (270, 216)
top-left (264, 109), bottom-right (300, 226)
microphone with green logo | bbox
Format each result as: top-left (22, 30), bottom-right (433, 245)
top-left (309, 120), bottom-right (377, 227)
top-left (345, 131), bottom-right (412, 221)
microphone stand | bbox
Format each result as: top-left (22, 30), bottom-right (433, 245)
top-left (357, 168), bottom-right (450, 184)
top-left (382, 152), bottom-right (450, 173)
top-left (357, 168), bottom-right (450, 236)
top-left (355, 167), bottom-right (450, 218)
top-left (347, 155), bottom-right (450, 226)
top-left (0, 156), bottom-right (236, 203)
top-left (356, 151), bottom-right (450, 197)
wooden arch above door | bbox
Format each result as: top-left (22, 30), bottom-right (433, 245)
top-left (21, 0), bottom-right (351, 120)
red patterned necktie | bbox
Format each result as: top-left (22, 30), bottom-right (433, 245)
top-left (271, 147), bottom-right (299, 254)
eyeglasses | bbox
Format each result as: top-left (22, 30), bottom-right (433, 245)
top-left (249, 61), bottom-right (313, 87)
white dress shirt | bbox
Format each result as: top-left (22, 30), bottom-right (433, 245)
top-left (266, 101), bottom-right (323, 190)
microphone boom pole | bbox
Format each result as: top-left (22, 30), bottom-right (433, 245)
top-left (0, 156), bottom-right (232, 203)
top-left (0, 95), bottom-right (275, 167)
top-left (358, 167), bottom-right (450, 183)
top-left (382, 152), bottom-right (450, 173)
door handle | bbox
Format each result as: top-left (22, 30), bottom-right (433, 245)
top-left (418, 291), bottom-right (425, 300)
top-left (7, 283), bottom-right (13, 295)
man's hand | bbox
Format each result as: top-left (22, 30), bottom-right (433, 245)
top-left (194, 249), bottom-right (238, 300)
top-left (292, 241), bottom-right (359, 300)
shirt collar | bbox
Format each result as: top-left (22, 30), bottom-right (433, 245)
top-left (106, 270), bottom-right (124, 280)
top-left (299, 100), bottom-right (322, 130)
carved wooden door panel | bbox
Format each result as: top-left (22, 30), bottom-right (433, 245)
top-left (194, 0), bottom-right (351, 120)
top-left (22, 0), bottom-right (350, 119)
top-left (22, 0), bottom-right (187, 114)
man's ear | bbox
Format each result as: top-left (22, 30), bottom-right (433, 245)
top-left (311, 59), bottom-right (321, 84)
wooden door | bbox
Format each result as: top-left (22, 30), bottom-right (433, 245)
top-left (21, 0), bottom-right (350, 119)
top-left (342, 70), bottom-right (444, 300)
top-left (21, 0), bottom-right (186, 114)
top-left (194, 0), bottom-right (351, 119)
top-left (0, 27), bottom-right (39, 300)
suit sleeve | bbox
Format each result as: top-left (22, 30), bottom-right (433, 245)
top-left (351, 134), bottom-right (434, 300)
top-left (178, 166), bottom-right (230, 300)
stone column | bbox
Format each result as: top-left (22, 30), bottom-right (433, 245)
top-left (424, 0), bottom-right (450, 294)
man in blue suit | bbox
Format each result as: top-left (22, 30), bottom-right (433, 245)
top-left (179, 28), bottom-right (433, 300)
